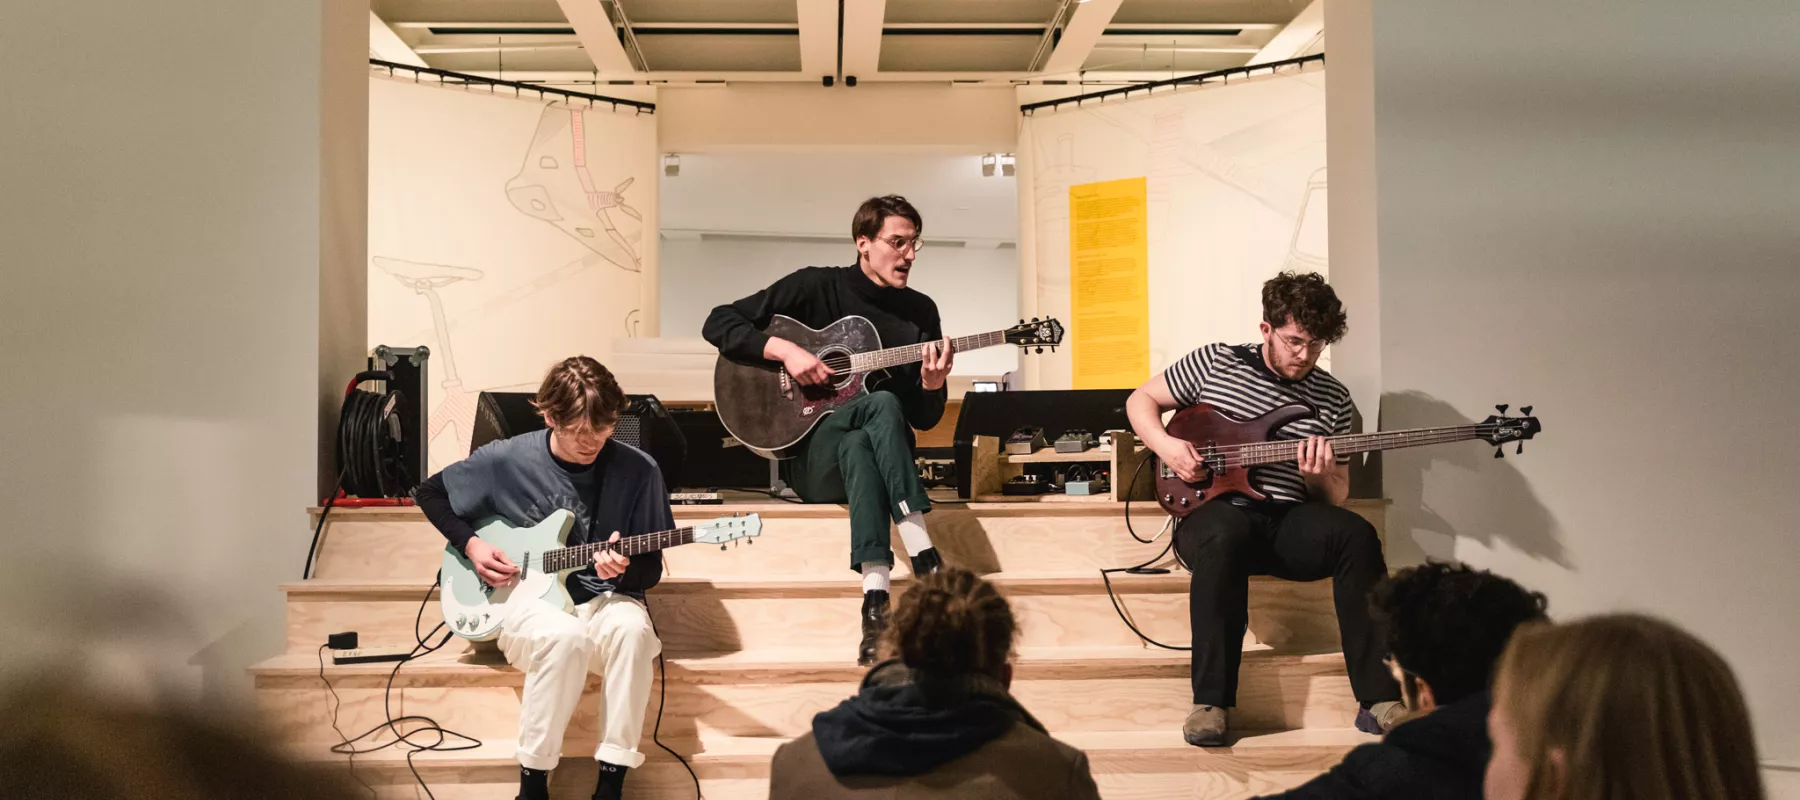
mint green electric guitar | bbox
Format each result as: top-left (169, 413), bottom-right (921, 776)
top-left (440, 509), bottom-right (761, 641)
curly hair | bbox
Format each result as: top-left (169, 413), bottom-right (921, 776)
top-left (1262, 271), bottom-right (1348, 344)
top-left (531, 355), bottom-right (626, 431)
top-left (1369, 561), bottom-right (1548, 704)
top-left (879, 567), bottom-right (1016, 680)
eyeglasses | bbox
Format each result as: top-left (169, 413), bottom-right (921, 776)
top-left (1278, 334), bottom-right (1327, 354)
top-left (881, 236), bottom-right (925, 253)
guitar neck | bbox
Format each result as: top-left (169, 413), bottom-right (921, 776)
top-left (540, 526), bottom-right (695, 573)
top-left (846, 330), bottom-right (1008, 373)
top-left (1232, 424), bottom-right (1490, 467)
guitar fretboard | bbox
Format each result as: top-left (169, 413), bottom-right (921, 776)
top-left (1222, 425), bottom-right (1490, 467)
top-left (844, 330), bottom-right (1007, 374)
top-left (539, 526), bottom-right (696, 573)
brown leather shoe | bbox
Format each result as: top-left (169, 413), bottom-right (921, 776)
top-left (1183, 704), bottom-right (1229, 747)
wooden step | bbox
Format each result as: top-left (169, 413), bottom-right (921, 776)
top-left (285, 728), bottom-right (1371, 800)
top-left (253, 645), bottom-right (1358, 746)
top-left (280, 572), bottom-right (1344, 655)
top-left (305, 499), bottom-right (1386, 580)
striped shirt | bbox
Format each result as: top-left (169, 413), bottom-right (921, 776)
top-left (1164, 343), bottom-right (1354, 506)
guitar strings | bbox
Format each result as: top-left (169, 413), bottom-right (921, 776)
top-left (1204, 425), bottom-right (1516, 470)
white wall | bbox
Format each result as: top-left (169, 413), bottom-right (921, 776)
top-left (0, 0), bottom-right (358, 708)
top-left (661, 239), bottom-right (1021, 376)
top-left (659, 151), bottom-right (1021, 377)
top-left (1362, 0), bottom-right (1800, 773)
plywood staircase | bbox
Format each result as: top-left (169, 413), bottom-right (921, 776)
top-left (253, 498), bottom-right (1385, 798)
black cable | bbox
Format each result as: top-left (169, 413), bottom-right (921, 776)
top-left (321, 575), bottom-right (481, 799)
top-left (318, 644), bottom-right (378, 799)
top-left (1100, 452), bottom-right (1193, 650)
top-left (302, 466), bottom-right (348, 579)
top-left (643, 598), bottom-right (703, 799)
top-left (1100, 539), bottom-right (1192, 652)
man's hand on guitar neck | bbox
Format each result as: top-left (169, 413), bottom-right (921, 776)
top-left (765, 337), bottom-right (835, 385)
top-left (1297, 436), bottom-right (1350, 506)
top-left (921, 337), bottom-right (953, 391)
top-left (465, 537), bottom-right (519, 587)
top-left (591, 532), bottom-right (630, 580)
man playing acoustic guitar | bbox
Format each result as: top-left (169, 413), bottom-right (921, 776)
top-left (1125, 272), bottom-right (1403, 747)
top-left (414, 356), bottom-right (670, 800)
top-left (703, 195), bottom-right (950, 666)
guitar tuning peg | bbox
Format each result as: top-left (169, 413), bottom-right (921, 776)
top-left (1495, 404), bottom-right (1509, 416)
top-left (720, 544), bottom-right (727, 551)
top-left (1494, 447), bottom-right (1505, 459)
top-left (1516, 442), bottom-right (1524, 455)
top-left (1031, 317), bottom-right (1040, 322)
top-left (1035, 346), bottom-right (1044, 354)
top-left (1521, 405), bottom-right (1533, 416)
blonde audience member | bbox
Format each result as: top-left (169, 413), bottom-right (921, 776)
top-left (1486, 613), bottom-right (1764, 800)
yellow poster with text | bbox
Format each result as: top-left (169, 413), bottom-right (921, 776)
top-left (1069, 177), bottom-right (1149, 389)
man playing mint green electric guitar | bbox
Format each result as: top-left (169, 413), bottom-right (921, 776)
top-left (414, 355), bottom-right (669, 800)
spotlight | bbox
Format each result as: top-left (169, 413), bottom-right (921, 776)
top-left (1000, 153), bottom-right (1016, 177)
top-left (663, 153), bottom-right (680, 177)
top-left (981, 153), bottom-right (996, 178)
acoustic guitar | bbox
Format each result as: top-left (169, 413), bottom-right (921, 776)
top-left (713, 315), bottom-right (1064, 458)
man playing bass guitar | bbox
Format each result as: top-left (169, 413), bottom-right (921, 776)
top-left (702, 195), bottom-right (949, 666)
top-left (1125, 272), bottom-right (1404, 747)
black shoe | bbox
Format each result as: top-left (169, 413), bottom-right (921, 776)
top-left (518, 766), bottom-right (551, 800)
top-left (858, 589), bottom-right (890, 666)
top-left (910, 547), bottom-right (944, 577)
top-left (592, 761), bottom-right (628, 800)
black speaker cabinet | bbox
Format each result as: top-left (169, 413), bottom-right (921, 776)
top-left (471, 391), bottom-right (685, 491)
top-left (668, 407), bottom-right (772, 490)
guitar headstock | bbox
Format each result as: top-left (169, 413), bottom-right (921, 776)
top-left (1479, 404), bottom-right (1542, 456)
top-left (692, 513), bottom-right (762, 546)
top-left (1006, 317), bottom-right (1065, 354)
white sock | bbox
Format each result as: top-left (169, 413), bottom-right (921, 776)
top-left (861, 563), bottom-right (891, 593)
top-left (897, 512), bottom-right (934, 557)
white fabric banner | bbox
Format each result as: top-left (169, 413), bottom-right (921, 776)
top-left (369, 79), bottom-right (657, 470)
top-left (1019, 66), bottom-right (1328, 389)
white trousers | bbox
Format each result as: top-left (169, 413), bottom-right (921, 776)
top-left (496, 592), bottom-right (662, 771)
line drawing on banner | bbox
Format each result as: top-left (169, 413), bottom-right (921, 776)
top-left (506, 104), bottom-right (645, 272)
top-left (374, 257), bottom-right (487, 469)
top-left (1285, 168), bottom-right (1329, 272)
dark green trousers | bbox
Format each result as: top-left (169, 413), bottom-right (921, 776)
top-left (782, 391), bottom-right (932, 572)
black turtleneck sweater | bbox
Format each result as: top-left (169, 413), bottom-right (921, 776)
top-left (702, 265), bottom-right (948, 432)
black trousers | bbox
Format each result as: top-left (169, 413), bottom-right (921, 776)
top-left (1173, 501), bottom-right (1400, 708)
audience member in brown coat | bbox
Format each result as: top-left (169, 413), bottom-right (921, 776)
top-left (768, 568), bottom-right (1101, 800)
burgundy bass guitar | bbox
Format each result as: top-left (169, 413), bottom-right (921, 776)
top-left (1154, 402), bottom-right (1542, 517)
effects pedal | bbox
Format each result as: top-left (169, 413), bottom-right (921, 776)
top-left (1054, 429), bottom-right (1097, 454)
top-left (1005, 426), bottom-right (1047, 456)
top-left (1002, 473), bottom-right (1054, 496)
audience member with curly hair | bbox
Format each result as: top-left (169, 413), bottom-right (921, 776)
top-left (1258, 561), bottom-right (1549, 799)
top-left (768, 567), bottom-right (1101, 799)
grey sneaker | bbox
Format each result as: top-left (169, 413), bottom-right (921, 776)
top-left (1182, 704), bottom-right (1229, 747)
top-left (1355, 700), bottom-right (1408, 735)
